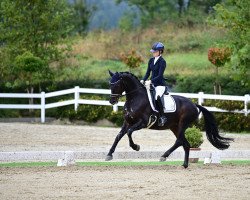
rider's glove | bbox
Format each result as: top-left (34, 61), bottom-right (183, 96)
top-left (140, 80), bottom-right (144, 84)
top-left (145, 80), bottom-right (151, 89)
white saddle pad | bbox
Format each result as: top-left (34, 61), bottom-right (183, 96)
top-left (163, 95), bottom-right (176, 113)
top-left (146, 87), bottom-right (176, 113)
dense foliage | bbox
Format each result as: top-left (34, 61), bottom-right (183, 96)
top-left (120, 50), bottom-right (143, 70)
top-left (208, 47), bottom-right (231, 67)
top-left (10, 52), bottom-right (53, 93)
top-left (185, 126), bottom-right (203, 148)
top-left (117, 0), bottom-right (222, 27)
top-left (0, 0), bottom-right (74, 62)
top-left (212, 0), bottom-right (250, 86)
top-left (0, 0), bottom-right (75, 92)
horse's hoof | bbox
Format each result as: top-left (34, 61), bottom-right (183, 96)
top-left (105, 155), bottom-right (113, 161)
top-left (159, 157), bottom-right (166, 162)
top-left (135, 144), bottom-right (140, 151)
top-left (182, 164), bottom-right (188, 168)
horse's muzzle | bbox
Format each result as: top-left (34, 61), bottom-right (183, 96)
top-left (109, 94), bottom-right (120, 105)
top-left (109, 98), bottom-right (118, 105)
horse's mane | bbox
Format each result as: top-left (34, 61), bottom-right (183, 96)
top-left (119, 71), bottom-right (141, 84)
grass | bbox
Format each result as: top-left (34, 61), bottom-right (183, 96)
top-left (55, 51), bottom-right (230, 82)
top-left (55, 24), bottom-right (229, 82)
top-left (1, 160), bottom-right (249, 168)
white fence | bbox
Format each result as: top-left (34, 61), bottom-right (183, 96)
top-left (0, 86), bottom-right (249, 123)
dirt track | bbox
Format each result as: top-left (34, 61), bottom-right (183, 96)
top-left (0, 123), bottom-right (250, 199)
top-left (0, 123), bottom-right (250, 152)
top-left (0, 165), bottom-right (250, 200)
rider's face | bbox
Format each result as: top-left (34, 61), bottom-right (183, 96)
top-left (152, 51), bottom-right (160, 57)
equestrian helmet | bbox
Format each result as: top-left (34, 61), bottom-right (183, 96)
top-left (150, 42), bottom-right (164, 53)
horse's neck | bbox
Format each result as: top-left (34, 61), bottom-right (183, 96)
top-left (123, 77), bottom-right (146, 100)
top-left (123, 77), bottom-right (139, 92)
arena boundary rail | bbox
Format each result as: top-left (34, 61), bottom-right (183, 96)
top-left (0, 86), bottom-right (249, 123)
top-left (0, 150), bottom-right (249, 164)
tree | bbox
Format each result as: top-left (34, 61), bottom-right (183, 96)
top-left (116, 0), bottom-right (174, 27)
top-left (116, 0), bottom-right (222, 27)
top-left (13, 52), bottom-right (52, 93)
top-left (212, 0), bottom-right (250, 86)
top-left (208, 47), bottom-right (231, 94)
top-left (12, 51), bottom-right (53, 109)
top-left (0, 0), bottom-right (74, 62)
top-left (118, 12), bottom-right (136, 32)
top-left (72, 0), bottom-right (95, 34)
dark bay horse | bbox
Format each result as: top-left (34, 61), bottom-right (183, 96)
top-left (106, 71), bottom-right (233, 168)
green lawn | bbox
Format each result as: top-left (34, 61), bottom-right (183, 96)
top-left (1, 160), bottom-right (249, 168)
top-left (56, 52), bottom-right (226, 82)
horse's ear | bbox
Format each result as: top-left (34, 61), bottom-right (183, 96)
top-left (108, 70), bottom-right (114, 77)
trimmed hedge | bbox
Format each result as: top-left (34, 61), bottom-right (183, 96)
top-left (174, 75), bottom-right (250, 95)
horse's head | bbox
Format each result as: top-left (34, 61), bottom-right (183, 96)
top-left (108, 70), bottom-right (124, 105)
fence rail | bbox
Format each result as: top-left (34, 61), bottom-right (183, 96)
top-left (0, 86), bottom-right (249, 123)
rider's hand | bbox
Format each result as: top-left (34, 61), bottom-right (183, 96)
top-left (145, 80), bottom-right (151, 89)
top-left (140, 80), bottom-right (144, 84)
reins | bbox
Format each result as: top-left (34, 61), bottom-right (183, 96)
top-left (110, 86), bottom-right (145, 98)
top-left (110, 79), bottom-right (145, 98)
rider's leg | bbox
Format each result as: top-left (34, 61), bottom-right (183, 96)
top-left (156, 95), bottom-right (167, 126)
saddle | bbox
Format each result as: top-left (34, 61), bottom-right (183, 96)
top-left (147, 85), bottom-right (176, 113)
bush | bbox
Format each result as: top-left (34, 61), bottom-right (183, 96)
top-left (208, 47), bottom-right (231, 67)
top-left (214, 113), bottom-right (250, 132)
top-left (174, 75), bottom-right (250, 95)
top-left (120, 49), bottom-right (143, 69)
top-left (185, 126), bottom-right (203, 148)
top-left (107, 111), bottom-right (124, 127)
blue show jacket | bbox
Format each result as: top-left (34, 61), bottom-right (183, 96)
top-left (143, 56), bottom-right (167, 86)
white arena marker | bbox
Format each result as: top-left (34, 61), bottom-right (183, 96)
top-left (57, 151), bottom-right (75, 167)
top-left (204, 157), bottom-right (211, 164)
top-left (211, 151), bottom-right (221, 164)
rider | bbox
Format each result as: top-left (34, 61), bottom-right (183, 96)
top-left (140, 42), bottom-right (168, 126)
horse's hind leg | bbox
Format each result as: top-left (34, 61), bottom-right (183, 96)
top-left (160, 122), bottom-right (190, 168)
top-left (105, 123), bottom-right (128, 161)
top-left (182, 137), bottom-right (190, 168)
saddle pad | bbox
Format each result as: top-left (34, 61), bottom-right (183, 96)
top-left (163, 95), bottom-right (176, 113)
top-left (146, 88), bottom-right (176, 113)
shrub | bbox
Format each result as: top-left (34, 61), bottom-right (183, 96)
top-left (120, 49), bottom-right (143, 69)
top-left (107, 111), bottom-right (124, 127)
top-left (208, 47), bottom-right (231, 67)
top-left (185, 126), bottom-right (204, 148)
top-left (214, 113), bottom-right (250, 132)
top-left (174, 75), bottom-right (250, 95)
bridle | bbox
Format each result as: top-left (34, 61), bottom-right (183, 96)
top-left (109, 78), bottom-right (145, 98)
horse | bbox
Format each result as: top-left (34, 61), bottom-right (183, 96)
top-left (106, 71), bottom-right (233, 168)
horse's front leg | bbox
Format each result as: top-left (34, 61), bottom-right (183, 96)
top-left (127, 119), bottom-right (146, 151)
top-left (105, 123), bottom-right (128, 161)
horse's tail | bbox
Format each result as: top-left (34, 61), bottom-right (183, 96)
top-left (196, 104), bottom-right (234, 150)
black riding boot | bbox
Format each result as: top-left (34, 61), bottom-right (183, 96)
top-left (156, 96), bottom-right (167, 126)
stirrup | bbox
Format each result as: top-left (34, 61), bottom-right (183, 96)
top-left (158, 116), bottom-right (167, 126)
